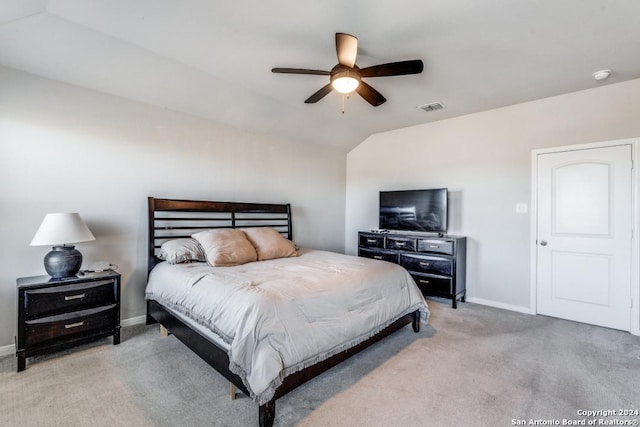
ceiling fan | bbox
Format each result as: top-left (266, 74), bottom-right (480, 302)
top-left (272, 33), bottom-right (424, 107)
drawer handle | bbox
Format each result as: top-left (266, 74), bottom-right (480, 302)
top-left (366, 239), bottom-right (377, 243)
top-left (419, 262), bottom-right (431, 267)
top-left (429, 245), bottom-right (440, 249)
top-left (65, 293), bottom-right (86, 301)
top-left (373, 256), bottom-right (383, 260)
top-left (419, 279), bottom-right (430, 284)
top-left (64, 321), bottom-right (85, 329)
top-left (396, 242), bottom-right (406, 246)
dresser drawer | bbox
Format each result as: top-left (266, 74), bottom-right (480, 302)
top-left (24, 305), bottom-right (117, 348)
top-left (359, 248), bottom-right (399, 263)
top-left (417, 239), bottom-right (454, 255)
top-left (359, 234), bottom-right (385, 249)
top-left (386, 236), bottom-right (417, 251)
top-left (410, 273), bottom-right (452, 295)
top-left (25, 279), bottom-right (116, 318)
top-left (400, 253), bottom-right (453, 276)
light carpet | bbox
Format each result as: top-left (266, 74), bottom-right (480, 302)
top-left (1, 300), bottom-right (639, 426)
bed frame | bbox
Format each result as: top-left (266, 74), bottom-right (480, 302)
top-left (145, 197), bottom-right (420, 426)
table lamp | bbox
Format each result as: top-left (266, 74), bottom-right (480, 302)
top-left (30, 213), bottom-right (96, 279)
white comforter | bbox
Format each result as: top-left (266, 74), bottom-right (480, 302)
top-left (145, 249), bottom-right (429, 405)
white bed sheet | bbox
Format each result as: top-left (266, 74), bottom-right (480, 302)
top-left (145, 248), bottom-right (429, 404)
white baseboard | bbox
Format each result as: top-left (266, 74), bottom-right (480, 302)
top-left (466, 297), bottom-right (532, 314)
top-left (0, 343), bottom-right (14, 358)
top-left (1, 315), bottom-right (149, 359)
top-left (121, 315), bottom-right (147, 327)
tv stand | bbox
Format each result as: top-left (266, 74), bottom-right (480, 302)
top-left (358, 231), bottom-right (466, 308)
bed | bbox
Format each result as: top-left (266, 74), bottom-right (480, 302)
top-left (144, 197), bottom-right (429, 426)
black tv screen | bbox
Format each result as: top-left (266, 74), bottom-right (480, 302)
top-left (379, 188), bottom-right (448, 233)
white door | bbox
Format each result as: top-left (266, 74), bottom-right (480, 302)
top-left (536, 144), bottom-right (632, 331)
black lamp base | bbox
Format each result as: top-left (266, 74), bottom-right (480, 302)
top-left (44, 245), bottom-right (83, 279)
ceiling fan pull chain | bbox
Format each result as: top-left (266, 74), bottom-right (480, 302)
top-left (341, 94), bottom-right (351, 114)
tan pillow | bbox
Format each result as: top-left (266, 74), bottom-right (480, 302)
top-left (192, 229), bottom-right (257, 267)
top-left (242, 227), bottom-right (298, 261)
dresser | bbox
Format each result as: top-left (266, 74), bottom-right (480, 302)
top-left (358, 231), bottom-right (466, 308)
top-left (16, 270), bottom-right (121, 372)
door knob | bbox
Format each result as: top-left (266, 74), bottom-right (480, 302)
top-left (539, 240), bottom-right (548, 246)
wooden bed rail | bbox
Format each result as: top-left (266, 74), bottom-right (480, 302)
top-left (147, 299), bottom-right (419, 427)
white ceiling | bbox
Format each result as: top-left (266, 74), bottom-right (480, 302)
top-left (2, 0), bottom-right (640, 151)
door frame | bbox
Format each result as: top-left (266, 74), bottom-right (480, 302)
top-left (530, 138), bottom-right (640, 335)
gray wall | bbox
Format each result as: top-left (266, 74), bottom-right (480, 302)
top-left (346, 78), bottom-right (640, 313)
top-left (0, 66), bottom-right (347, 351)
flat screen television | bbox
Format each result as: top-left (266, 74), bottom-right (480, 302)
top-left (379, 188), bottom-right (448, 234)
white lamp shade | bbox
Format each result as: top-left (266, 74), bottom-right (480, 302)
top-left (30, 213), bottom-right (95, 246)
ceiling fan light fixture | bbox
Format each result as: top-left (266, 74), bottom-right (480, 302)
top-left (331, 70), bottom-right (361, 94)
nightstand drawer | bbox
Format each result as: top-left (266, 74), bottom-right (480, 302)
top-left (410, 273), bottom-right (452, 295)
top-left (417, 239), bottom-right (454, 255)
top-left (25, 279), bottom-right (116, 318)
top-left (25, 304), bottom-right (117, 348)
top-left (386, 236), bottom-right (417, 251)
top-left (400, 253), bottom-right (453, 276)
top-left (358, 234), bottom-right (385, 248)
top-left (359, 248), bottom-right (399, 263)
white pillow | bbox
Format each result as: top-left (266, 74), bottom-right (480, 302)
top-left (192, 229), bottom-right (258, 267)
top-left (158, 238), bottom-right (206, 264)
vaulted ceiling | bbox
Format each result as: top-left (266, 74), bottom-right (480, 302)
top-left (2, 0), bottom-right (640, 151)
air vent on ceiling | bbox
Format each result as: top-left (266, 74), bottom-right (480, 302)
top-left (417, 102), bottom-right (445, 112)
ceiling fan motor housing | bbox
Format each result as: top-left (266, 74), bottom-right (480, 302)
top-left (330, 65), bottom-right (362, 93)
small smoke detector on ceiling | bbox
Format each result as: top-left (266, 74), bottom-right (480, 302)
top-left (592, 69), bottom-right (611, 81)
top-left (417, 102), bottom-right (445, 112)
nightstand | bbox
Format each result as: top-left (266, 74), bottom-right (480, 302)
top-left (16, 270), bottom-right (121, 372)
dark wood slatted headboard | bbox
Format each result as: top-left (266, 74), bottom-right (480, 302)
top-left (148, 197), bottom-right (292, 273)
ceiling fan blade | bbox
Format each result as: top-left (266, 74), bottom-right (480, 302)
top-left (304, 84), bottom-right (333, 103)
top-left (359, 60), bottom-right (424, 77)
top-left (355, 81), bottom-right (386, 106)
top-left (272, 68), bottom-right (330, 75)
top-left (336, 33), bottom-right (358, 67)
